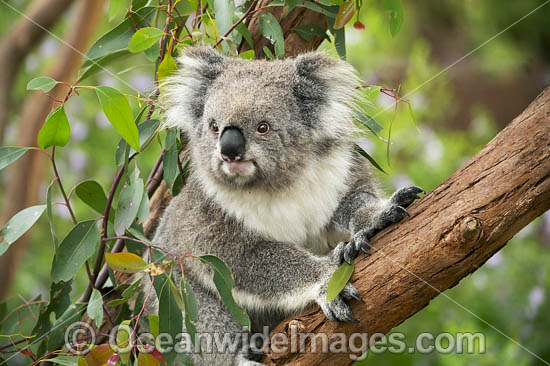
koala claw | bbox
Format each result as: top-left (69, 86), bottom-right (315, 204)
top-left (333, 230), bottom-right (372, 264)
top-left (390, 186), bottom-right (425, 208)
top-left (341, 283), bottom-right (364, 303)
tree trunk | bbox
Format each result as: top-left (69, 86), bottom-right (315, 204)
top-left (261, 87), bottom-right (550, 365)
top-left (0, 0), bottom-right (74, 144)
top-left (0, 0), bottom-right (105, 300)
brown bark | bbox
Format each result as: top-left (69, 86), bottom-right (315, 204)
top-left (0, 0), bottom-right (74, 144)
top-left (261, 87), bottom-right (550, 365)
top-left (0, 0), bottom-right (106, 300)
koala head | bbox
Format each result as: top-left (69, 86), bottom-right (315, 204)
top-left (162, 47), bottom-right (359, 191)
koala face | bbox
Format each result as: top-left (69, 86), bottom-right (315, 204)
top-left (162, 47), bottom-right (359, 191)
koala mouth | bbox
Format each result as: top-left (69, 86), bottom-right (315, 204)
top-left (221, 160), bottom-right (255, 177)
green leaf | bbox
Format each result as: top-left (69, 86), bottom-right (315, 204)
top-left (0, 147), bottom-right (30, 171)
top-left (105, 252), bottom-right (148, 273)
top-left (109, 0), bottom-right (129, 21)
top-left (382, 0), bottom-right (404, 36)
top-left (166, 275), bottom-right (185, 310)
top-left (181, 279), bottom-right (199, 322)
top-left (158, 54), bottom-right (177, 89)
top-left (181, 278), bottom-right (201, 355)
top-left (333, 27), bottom-right (346, 59)
top-left (128, 27), bottom-right (165, 53)
top-left (300, 1), bottom-right (336, 17)
top-left (333, 1), bottom-right (355, 29)
top-left (87, 289), bottom-right (103, 328)
top-left (214, 0), bottom-right (236, 53)
top-left (0, 205), bottom-right (46, 257)
top-left (149, 314), bottom-right (159, 337)
top-left (326, 261), bottom-right (355, 301)
top-left (115, 166), bottom-right (144, 235)
top-left (107, 278), bottom-right (142, 306)
top-left (239, 50), bottom-right (255, 60)
top-left (235, 22), bottom-right (254, 50)
top-left (80, 50), bottom-right (130, 81)
top-left (46, 181), bottom-right (59, 249)
top-left (162, 129), bottom-right (179, 193)
top-left (84, 6), bottom-right (155, 63)
top-left (262, 46), bottom-right (275, 60)
top-left (137, 119), bottom-right (160, 151)
top-left (26, 77), bottom-right (58, 92)
top-left (37, 106), bottom-right (71, 149)
top-left (355, 144), bottom-right (387, 174)
top-left (33, 280), bottom-right (72, 338)
top-left (75, 180), bottom-right (108, 215)
top-left (362, 85), bottom-right (380, 103)
top-left (354, 111), bottom-right (383, 135)
top-left (292, 24), bottom-right (330, 42)
top-left (51, 220), bottom-right (100, 282)
top-left (44, 356), bottom-right (79, 366)
top-left (136, 189), bottom-right (149, 225)
top-left (117, 320), bottom-right (132, 364)
top-left (199, 255), bottom-right (251, 329)
top-left (259, 13), bottom-right (284, 59)
top-left (95, 86), bottom-right (140, 151)
top-left (153, 274), bottom-right (183, 363)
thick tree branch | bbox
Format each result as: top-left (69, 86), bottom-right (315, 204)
top-left (262, 87), bottom-right (550, 365)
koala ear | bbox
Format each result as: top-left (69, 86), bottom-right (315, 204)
top-left (292, 52), bottom-right (359, 137)
top-left (161, 46), bottom-right (226, 133)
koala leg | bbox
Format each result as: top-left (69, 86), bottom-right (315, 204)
top-left (335, 186), bottom-right (424, 264)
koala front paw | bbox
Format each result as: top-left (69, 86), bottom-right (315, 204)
top-left (332, 230), bottom-right (372, 264)
top-left (390, 186), bottom-right (425, 208)
top-left (376, 186), bottom-right (424, 230)
top-left (318, 283), bottom-right (362, 323)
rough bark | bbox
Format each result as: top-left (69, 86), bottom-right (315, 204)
top-left (0, 0), bottom-right (74, 144)
top-left (0, 0), bottom-right (105, 300)
top-left (261, 87), bottom-right (550, 365)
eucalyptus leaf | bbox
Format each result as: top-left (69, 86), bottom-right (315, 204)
top-left (259, 13), bottom-right (284, 59)
top-left (37, 106), bottom-right (71, 149)
top-left (51, 220), bottom-right (100, 283)
top-left (95, 86), bottom-right (140, 152)
top-left (26, 76), bottom-right (58, 92)
top-left (128, 27), bottom-right (165, 53)
top-left (87, 289), bottom-right (103, 328)
top-left (0, 205), bottom-right (46, 257)
top-left (326, 261), bottom-right (354, 301)
top-left (199, 255), bottom-right (250, 329)
top-left (153, 273), bottom-right (183, 363)
top-left (0, 147), bottom-right (30, 171)
top-left (74, 180), bottom-right (108, 215)
top-left (114, 166), bottom-right (144, 235)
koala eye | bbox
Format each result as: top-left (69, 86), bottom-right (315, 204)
top-left (209, 120), bottom-right (219, 134)
top-left (256, 122), bottom-right (270, 135)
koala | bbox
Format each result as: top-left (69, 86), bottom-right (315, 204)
top-left (149, 46), bottom-right (423, 365)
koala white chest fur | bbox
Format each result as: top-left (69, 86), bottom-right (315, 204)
top-left (198, 146), bottom-right (354, 253)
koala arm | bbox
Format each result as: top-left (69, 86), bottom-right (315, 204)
top-left (330, 161), bottom-right (424, 263)
top-left (201, 235), bottom-right (361, 323)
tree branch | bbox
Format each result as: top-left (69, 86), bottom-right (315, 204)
top-left (261, 87), bottom-right (550, 365)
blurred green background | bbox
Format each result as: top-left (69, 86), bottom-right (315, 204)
top-left (0, 0), bottom-right (549, 365)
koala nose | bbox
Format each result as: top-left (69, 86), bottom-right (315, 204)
top-left (220, 127), bottom-right (245, 162)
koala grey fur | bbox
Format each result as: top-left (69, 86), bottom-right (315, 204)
top-left (147, 46), bottom-right (423, 365)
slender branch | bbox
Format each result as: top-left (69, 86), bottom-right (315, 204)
top-left (213, 0), bottom-right (259, 48)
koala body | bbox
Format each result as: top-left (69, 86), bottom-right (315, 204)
top-left (150, 47), bottom-right (423, 365)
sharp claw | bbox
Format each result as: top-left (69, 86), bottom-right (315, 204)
top-left (360, 243), bottom-right (371, 255)
top-left (344, 253), bottom-right (353, 265)
top-left (349, 291), bottom-right (364, 303)
top-left (397, 205), bottom-right (410, 217)
top-left (348, 314), bottom-right (360, 323)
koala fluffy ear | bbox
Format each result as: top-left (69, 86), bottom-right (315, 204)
top-left (161, 46), bottom-right (226, 133)
top-left (292, 52), bottom-right (359, 137)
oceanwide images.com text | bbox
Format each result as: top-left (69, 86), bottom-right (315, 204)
top-left (65, 321), bottom-right (486, 361)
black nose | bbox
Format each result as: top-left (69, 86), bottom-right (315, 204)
top-left (220, 127), bottom-right (245, 161)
